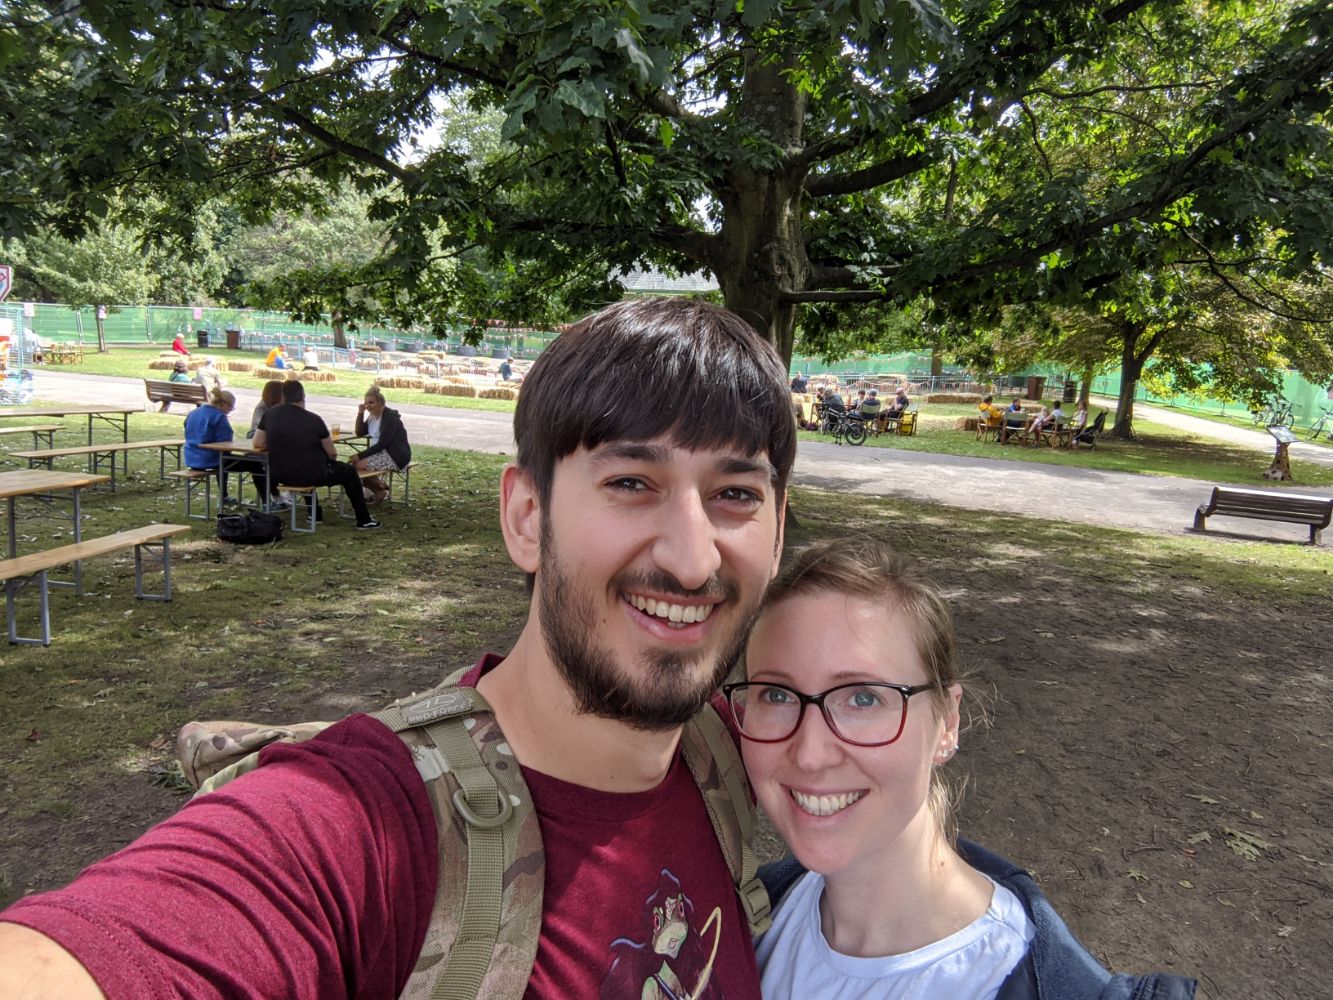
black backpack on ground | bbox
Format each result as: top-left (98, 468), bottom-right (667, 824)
top-left (216, 511), bottom-right (284, 545)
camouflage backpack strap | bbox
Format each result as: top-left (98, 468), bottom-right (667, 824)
top-left (679, 703), bottom-right (772, 936)
top-left (177, 720), bottom-right (335, 793)
top-left (372, 670), bottom-right (543, 1000)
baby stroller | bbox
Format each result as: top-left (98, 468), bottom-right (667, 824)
top-left (1072, 410), bottom-right (1107, 448)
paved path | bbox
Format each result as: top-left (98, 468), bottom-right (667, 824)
top-left (23, 371), bottom-right (1333, 545)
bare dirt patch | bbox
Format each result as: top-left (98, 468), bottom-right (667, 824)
top-left (2, 482), bottom-right (1329, 1000)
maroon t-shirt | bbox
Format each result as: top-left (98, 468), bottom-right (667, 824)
top-left (2, 659), bottom-right (760, 999)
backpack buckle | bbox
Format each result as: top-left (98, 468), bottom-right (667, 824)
top-left (453, 787), bottom-right (515, 830)
top-left (739, 876), bottom-right (772, 935)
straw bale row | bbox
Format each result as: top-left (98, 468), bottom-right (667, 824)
top-left (924, 392), bottom-right (982, 404)
top-left (425, 383), bottom-right (477, 398)
top-left (297, 370), bottom-right (337, 383)
top-left (478, 386), bottom-right (519, 401)
top-left (375, 376), bottom-right (424, 390)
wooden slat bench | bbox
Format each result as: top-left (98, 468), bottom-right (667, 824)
top-left (145, 379), bottom-right (207, 411)
top-left (168, 468), bottom-right (216, 519)
top-left (12, 439), bottom-right (185, 489)
top-left (356, 460), bottom-right (417, 505)
top-left (0, 424), bottom-right (64, 450)
top-left (0, 524), bottom-right (191, 645)
top-left (1192, 486), bottom-right (1333, 545)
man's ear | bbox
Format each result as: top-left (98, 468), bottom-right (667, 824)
top-left (500, 463), bottom-right (541, 573)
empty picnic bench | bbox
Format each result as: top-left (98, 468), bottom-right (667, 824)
top-left (11, 439), bottom-right (185, 490)
top-left (0, 523), bottom-right (190, 645)
top-left (1192, 486), bottom-right (1333, 545)
top-left (0, 423), bottom-right (64, 451)
top-left (145, 379), bottom-right (207, 411)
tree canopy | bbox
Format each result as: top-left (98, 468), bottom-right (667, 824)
top-left (2, 0), bottom-right (1330, 365)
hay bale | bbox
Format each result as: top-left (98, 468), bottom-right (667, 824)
top-left (478, 386), bottom-right (518, 401)
top-left (956, 416), bottom-right (979, 431)
top-left (373, 375), bottom-right (423, 390)
top-left (147, 359), bottom-right (179, 371)
top-left (427, 383), bottom-right (478, 398)
top-left (224, 360), bottom-right (256, 374)
top-left (924, 392), bottom-right (982, 405)
top-left (296, 369), bottom-right (338, 383)
top-left (253, 366), bottom-right (295, 380)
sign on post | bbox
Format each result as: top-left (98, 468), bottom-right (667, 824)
top-left (0, 265), bottom-right (12, 302)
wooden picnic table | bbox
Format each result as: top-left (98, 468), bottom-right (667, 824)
top-left (0, 468), bottom-right (111, 592)
top-left (0, 406), bottom-right (141, 471)
top-left (45, 344), bottom-right (85, 365)
top-left (197, 439), bottom-right (277, 511)
top-left (11, 439), bottom-right (185, 490)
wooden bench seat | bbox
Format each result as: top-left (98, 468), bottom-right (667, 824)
top-left (168, 468), bottom-right (216, 519)
top-left (11, 439), bottom-right (185, 489)
top-left (0, 424), bottom-right (64, 450)
top-left (0, 524), bottom-right (191, 645)
top-left (355, 460), bottom-right (417, 504)
top-left (145, 379), bottom-right (207, 411)
top-left (1192, 486), bottom-right (1332, 545)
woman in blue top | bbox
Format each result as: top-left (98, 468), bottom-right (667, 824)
top-left (183, 388), bottom-right (236, 501)
top-left (726, 538), bottom-right (1195, 1000)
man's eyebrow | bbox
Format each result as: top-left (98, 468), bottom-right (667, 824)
top-left (718, 455), bottom-right (777, 481)
top-left (588, 442), bottom-right (673, 466)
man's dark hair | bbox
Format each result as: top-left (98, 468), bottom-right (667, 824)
top-left (514, 297), bottom-right (796, 507)
top-left (281, 380), bottom-right (305, 404)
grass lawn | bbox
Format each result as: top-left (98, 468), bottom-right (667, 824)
top-left (1125, 398), bottom-right (1333, 451)
top-left (56, 347), bottom-right (516, 413)
top-left (805, 402), bottom-right (1333, 487)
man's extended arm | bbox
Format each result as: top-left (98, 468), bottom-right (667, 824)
top-left (0, 924), bottom-right (106, 1000)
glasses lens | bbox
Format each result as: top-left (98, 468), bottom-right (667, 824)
top-left (730, 684), bottom-right (802, 741)
top-left (824, 684), bottom-right (905, 745)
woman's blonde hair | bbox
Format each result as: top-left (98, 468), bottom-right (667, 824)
top-left (365, 384), bottom-right (386, 405)
top-left (209, 388), bottom-right (236, 410)
top-left (760, 537), bottom-right (968, 840)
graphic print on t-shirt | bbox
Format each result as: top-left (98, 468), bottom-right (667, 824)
top-left (599, 868), bottom-right (724, 999)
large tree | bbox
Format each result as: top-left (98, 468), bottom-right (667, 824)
top-left (3, 1), bottom-right (1330, 364)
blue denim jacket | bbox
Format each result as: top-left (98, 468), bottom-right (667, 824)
top-left (758, 839), bottom-right (1196, 1000)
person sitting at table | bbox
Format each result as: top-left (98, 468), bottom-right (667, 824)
top-left (264, 345), bottom-right (287, 369)
top-left (170, 333), bottom-right (190, 356)
top-left (1026, 404), bottom-right (1053, 441)
top-left (1008, 396), bottom-right (1024, 413)
top-left (352, 385), bottom-right (412, 504)
top-left (979, 394), bottom-right (1003, 423)
top-left (183, 388), bottom-right (237, 502)
top-left (886, 385), bottom-right (910, 418)
top-left (819, 386), bottom-right (847, 432)
top-left (853, 389), bottom-right (868, 414)
top-left (790, 372), bottom-right (808, 392)
top-left (1070, 402), bottom-right (1088, 434)
top-left (254, 380), bottom-right (379, 529)
top-left (858, 389), bottom-right (883, 428)
top-left (247, 380), bottom-right (285, 440)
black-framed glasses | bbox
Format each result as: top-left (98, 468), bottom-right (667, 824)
top-left (722, 680), bottom-right (935, 747)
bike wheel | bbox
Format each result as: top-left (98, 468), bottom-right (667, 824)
top-left (1281, 411), bottom-right (1296, 428)
top-left (845, 421), bottom-right (867, 446)
top-left (1311, 420), bottom-right (1328, 441)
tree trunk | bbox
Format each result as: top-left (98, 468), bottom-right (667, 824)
top-left (712, 49), bottom-right (807, 369)
top-left (1079, 365), bottom-right (1093, 408)
top-left (1111, 329), bottom-right (1143, 439)
top-left (94, 308), bottom-right (108, 353)
top-left (331, 309), bottom-right (348, 350)
top-left (930, 345), bottom-right (943, 378)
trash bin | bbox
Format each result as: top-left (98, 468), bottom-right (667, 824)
top-left (1062, 379), bottom-right (1077, 403)
top-left (225, 329), bottom-right (241, 350)
top-left (1025, 375), bottom-right (1047, 400)
top-left (197, 330), bottom-right (209, 349)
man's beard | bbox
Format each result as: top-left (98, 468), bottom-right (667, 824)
top-left (537, 530), bottom-right (758, 732)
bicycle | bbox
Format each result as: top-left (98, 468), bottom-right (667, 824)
top-left (821, 406), bottom-right (868, 446)
top-left (1251, 397), bottom-right (1296, 428)
top-left (1307, 405), bottom-right (1333, 441)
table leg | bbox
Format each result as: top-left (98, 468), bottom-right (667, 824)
top-left (72, 488), bottom-right (84, 595)
top-left (7, 497), bottom-right (16, 559)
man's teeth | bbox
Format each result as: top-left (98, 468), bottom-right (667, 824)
top-left (628, 594), bottom-right (714, 625)
top-left (791, 789), bottom-right (864, 817)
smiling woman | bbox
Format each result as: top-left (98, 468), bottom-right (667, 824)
top-left (736, 537), bottom-right (1197, 1000)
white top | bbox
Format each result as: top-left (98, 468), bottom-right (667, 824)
top-left (756, 871), bottom-right (1034, 1000)
top-left (366, 413), bottom-right (382, 446)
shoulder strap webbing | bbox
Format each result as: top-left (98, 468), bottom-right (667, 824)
top-left (680, 704), bottom-right (772, 936)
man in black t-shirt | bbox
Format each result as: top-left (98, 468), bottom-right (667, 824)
top-left (254, 381), bottom-right (379, 529)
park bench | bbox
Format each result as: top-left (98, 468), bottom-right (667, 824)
top-left (11, 439), bottom-right (185, 490)
top-left (1192, 486), bottom-right (1332, 545)
top-left (0, 424), bottom-right (64, 451)
top-left (0, 523), bottom-right (191, 645)
top-left (145, 379), bottom-right (207, 411)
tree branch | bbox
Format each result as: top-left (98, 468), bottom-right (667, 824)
top-left (275, 108), bottom-right (418, 187)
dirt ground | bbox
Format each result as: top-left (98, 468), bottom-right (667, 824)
top-left (2, 495), bottom-right (1329, 1000)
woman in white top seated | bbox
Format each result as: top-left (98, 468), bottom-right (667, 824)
top-left (726, 538), bottom-right (1195, 1000)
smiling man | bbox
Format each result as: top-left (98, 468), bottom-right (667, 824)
top-left (0, 297), bottom-right (797, 999)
